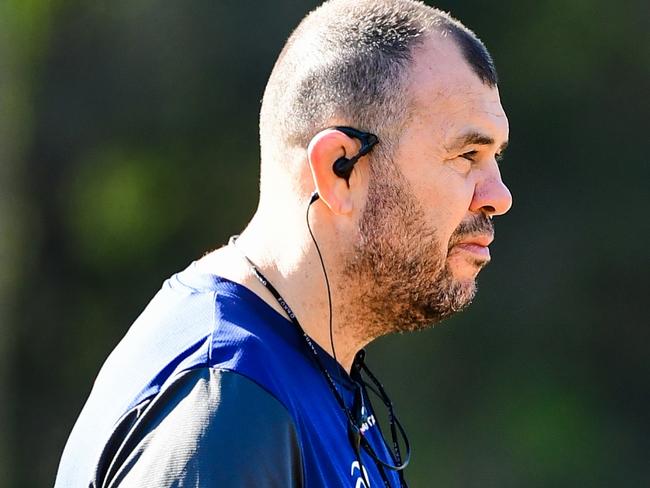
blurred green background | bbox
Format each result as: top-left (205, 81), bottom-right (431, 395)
top-left (1, 1), bottom-right (648, 486)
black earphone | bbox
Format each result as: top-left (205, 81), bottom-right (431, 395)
top-left (331, 126), bottom-right (379, 181)
top-left (310, 126), bottom-right (379, 205)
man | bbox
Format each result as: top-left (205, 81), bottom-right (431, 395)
top-left (55, 0), bottom-right (511, 486)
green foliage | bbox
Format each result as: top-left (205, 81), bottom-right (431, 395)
top-left (64, 148), bottom-right (186, 269)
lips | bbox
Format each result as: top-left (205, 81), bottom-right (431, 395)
top-left (449, 234), bottom-right (494, 259)
top-left (447, 212), bottom-right (496, 262)
top-left (459, 234), bottom-right (494, 247)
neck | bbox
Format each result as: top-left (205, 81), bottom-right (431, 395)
top-left (202, 207), bottom-right (366, 372)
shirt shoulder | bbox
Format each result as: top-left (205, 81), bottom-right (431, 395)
top-left (99, 367), bottom-right (304, 488)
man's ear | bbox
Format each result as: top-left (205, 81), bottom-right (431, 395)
top-left (307, 129), bottom-right (361, 215)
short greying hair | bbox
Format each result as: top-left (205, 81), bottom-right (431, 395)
top-left (259, 0), bottom-right (497, 166)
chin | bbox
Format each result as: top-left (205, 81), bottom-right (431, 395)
top-left (450, 273), bottom-right (478, 300)
top-left (447, 256), bottom-right (488, 281)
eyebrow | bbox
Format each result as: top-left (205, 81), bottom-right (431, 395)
top-left (445, 131), bottom-right (509, 154)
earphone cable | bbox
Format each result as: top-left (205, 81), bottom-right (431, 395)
top-left (305, 196), bottom-right (338, 370)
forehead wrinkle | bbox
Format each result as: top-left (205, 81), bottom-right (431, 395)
top-left (415, 85), bottom-right (505, 127)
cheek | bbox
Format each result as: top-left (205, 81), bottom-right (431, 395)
top-left (413, 170), bottom-right (475, 242)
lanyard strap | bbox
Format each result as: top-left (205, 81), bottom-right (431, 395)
top-left (229, 236), bottom-right (352, 417)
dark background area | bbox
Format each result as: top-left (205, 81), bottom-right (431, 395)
top-left (1, 1), bottom-right (648, 486)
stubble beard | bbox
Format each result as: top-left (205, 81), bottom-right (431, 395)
top-left (341, 158), bottom-right (488, 342)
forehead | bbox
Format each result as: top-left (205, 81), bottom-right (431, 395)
top-left (405, 35), bottom-right (509, 142)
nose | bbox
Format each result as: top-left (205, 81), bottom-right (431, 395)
top-left (469, 170), bottom-right (513, 217)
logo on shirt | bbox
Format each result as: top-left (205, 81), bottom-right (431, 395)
top-left (351, 461), bottom-right (371, 488)
top-left (359, 406), bottom-right (376, 434)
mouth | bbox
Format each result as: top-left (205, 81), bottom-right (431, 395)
top-left (448, 234), bottom-right (494, 260)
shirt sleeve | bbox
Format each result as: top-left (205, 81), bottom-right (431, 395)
top-left (100, 367), bottom-right (304, 488)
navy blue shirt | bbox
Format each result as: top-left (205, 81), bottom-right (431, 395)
top-left (55, 261), bottom-right (403, 487)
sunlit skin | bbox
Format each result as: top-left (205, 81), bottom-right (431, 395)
top-left (200, 34), bottom-right (512, 372)
top-left (389, 34), bottom-right (511, 282)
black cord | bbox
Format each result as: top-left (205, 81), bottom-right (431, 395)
top-left (305, 196), bottom-right (338, 371)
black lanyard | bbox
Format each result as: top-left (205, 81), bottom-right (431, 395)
top-left (229, 236), bottom-right (410, 488)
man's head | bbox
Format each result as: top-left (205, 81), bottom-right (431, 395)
top-left (259, 0), bottom-right (498, 194)
top-left (257, 0), bottom-right (512, 340)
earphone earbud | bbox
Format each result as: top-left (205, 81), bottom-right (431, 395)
top-left (308, 127), bottom-right (378, 205)
top-left (332, 155), bottom-right (356, 180)
top-left (331, 126), bottom-right (379, 182)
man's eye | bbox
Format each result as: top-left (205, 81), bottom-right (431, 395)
top-left (495, 152), bottom-right (504, 163)
top-left (460, 150), bottom-right (478, 161)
